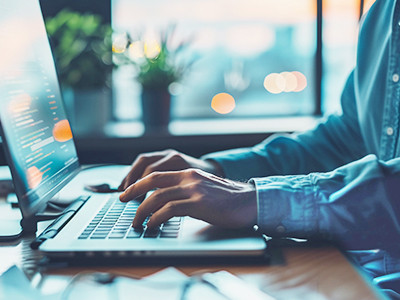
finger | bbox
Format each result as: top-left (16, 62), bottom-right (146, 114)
top-left (118, 153), bottom-right (164, 191)
top-left (146, 199), bottom-right (193, 229)
top-left (141, 152), bottom-right (182, 178)
top-left (132, 186), bottom-right (188, 227)
top-left (119, 171), bottom-right (184, 202)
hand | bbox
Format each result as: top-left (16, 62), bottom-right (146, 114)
top-left (119, 168), bottom-right (257, 229)
top-left (118, 149), bottom-right (223, 191)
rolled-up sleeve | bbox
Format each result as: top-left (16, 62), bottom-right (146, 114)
top-left (251, 154), bottom-right (400, 254)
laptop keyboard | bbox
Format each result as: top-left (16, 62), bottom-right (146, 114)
top-left (78, 196), bottom-right (181, 240)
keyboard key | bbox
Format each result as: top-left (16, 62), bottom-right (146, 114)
top-left (162, 224), bottom-right (180, 230)
top-left (95, 228), bottom-right (111, 233)
top-left (126, 229), bottom-right (142, 238)
top-left (78, 196), bottom-right (184, 241)
top-left (112, 229), bottom-right (128, 234)
top-left (160, 233), bottom-right (178, 238)
top-left (97, 226), bottom-right (113, 230)
top-left (114, 220), bottom-right (129, 224)
top-left (109, 233), bottom-right (126, 239)
top-left (90, 235), bottom-right (108, 239)
top-left (91, 233), bottom-right (108, 238)
top-left (144, 228), bottom-right (160, 238)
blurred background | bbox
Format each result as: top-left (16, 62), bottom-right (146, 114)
top-left (0, 0), bottom-right (376, 165)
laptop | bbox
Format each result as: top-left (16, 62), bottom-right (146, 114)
top-left (0, 0), bottom-right (267, 262)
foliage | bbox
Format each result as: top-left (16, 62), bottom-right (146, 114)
top-left (113, 26), bottom-right (194, 90)
top-left (45, 9), bottom-right (113, 90)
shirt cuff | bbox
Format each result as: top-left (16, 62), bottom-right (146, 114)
top-left (250, 175), bottom-right (319, 238)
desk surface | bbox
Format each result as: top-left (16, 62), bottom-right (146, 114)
top-left (0, 236), bottom-right (385, 300)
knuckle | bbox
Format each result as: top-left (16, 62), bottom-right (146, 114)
top-left (135, 153), bottom-right (150, 165)
top-left (186, 168), bottom-right (199, 178)
top-left (150, 189), bottom-right (163, 202)
top-left (193, 193), bottom-right (206, 204)
top-left (136, 153), bottom-right (147, 161)
top-left (170, 152), bottom-right (183, 160)
top-left (149, 171), bottom-right (162, 180)
top-left (164, 149), bottom-right (176, 156)
top-left (185, 182), bottom-right (198, 194)
top-left (164, 202), bottom-right (177, 213)
top-left (144, 165), bottom-right (156, 175)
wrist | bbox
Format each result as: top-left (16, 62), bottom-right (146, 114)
top-left (203, 159), bottom-right (225, 177)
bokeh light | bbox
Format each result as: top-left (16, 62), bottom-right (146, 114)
top-left (292, 71), bottom-right (307, 92)
top-left (112, 34), bottom-right (128, 54)
top-left (144, 40), bottom-right (161, 59)
top-left (128, 41), bottom-right (145, 61)
top-left (263, 71), bottom-right (307, 94)
top-left (53, 119), bottom-right (73, 142)
top-left (211, 93), bottom-right (236, 114)
top-left (263, 73), bottom-right (285, 94)
top-left (26, 166), bottom-right (43, 189)
top-left (281, 72), bottom-right (297, 92)
top-left (168, 82), bottom-right (183, 96)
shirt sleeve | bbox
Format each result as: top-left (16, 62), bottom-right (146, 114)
top-left (202, 72), bottom-right (368, 181)
top-left (252, 154), bottom-right (400, 254)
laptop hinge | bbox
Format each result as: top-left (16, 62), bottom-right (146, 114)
top-left (21, 196), bottom-right (88, 236)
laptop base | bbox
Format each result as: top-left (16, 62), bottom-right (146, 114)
top-left (39, 251), bottom-right (271, 268)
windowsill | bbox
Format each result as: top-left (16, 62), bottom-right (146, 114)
top-left (103, 116), bottom-right (320, 138)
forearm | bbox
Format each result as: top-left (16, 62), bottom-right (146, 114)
top-left (253, 155), bottom-right (400, 255)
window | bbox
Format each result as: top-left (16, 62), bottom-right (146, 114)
top-left (322, 0), bottom-right (375, 114)
top-left (112, 0), bottom-right (316, 122)
top-left (111, 0), bottom-right (377, 125)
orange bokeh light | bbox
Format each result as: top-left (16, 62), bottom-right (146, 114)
top-left (26, 166), bottom-right (43, 189)
top-left (53, 119), bottom-right (73, 142)
top-left (211, 93), bottom-right (236, 114)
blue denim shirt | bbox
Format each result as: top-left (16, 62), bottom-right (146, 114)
top-left (203, 0), bottom-right (400, 258)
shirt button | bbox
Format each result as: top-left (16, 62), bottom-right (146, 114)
top-left (387, 127), bottom-right (394, 136)
top-left (393, 73), bottom-right (400, 83)
top-left (276, 225), bottom-right (286, 234)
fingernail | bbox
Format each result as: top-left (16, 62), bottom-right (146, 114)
top-left (119, 192), bottom-right (126, 202)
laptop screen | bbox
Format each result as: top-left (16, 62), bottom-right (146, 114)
top-left (0, 0), bottom-right (80, 217)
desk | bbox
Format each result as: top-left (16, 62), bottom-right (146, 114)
top-left (0, 236), bottom-right (385, 300)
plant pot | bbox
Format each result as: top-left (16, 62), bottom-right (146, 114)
top-left (141, 88), bottom-right (171, 134)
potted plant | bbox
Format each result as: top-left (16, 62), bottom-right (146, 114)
top-left (113, 26), bottom-right (193, 134)
top-left (45, 9), bottom-right (113, 136)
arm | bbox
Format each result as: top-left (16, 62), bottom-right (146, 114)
top-left (255, 154), bottom-right (400, 254)
top-left (119, 154), bottom-right (400, 256)
top-left (203, 71), bottom-right (368, 181)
